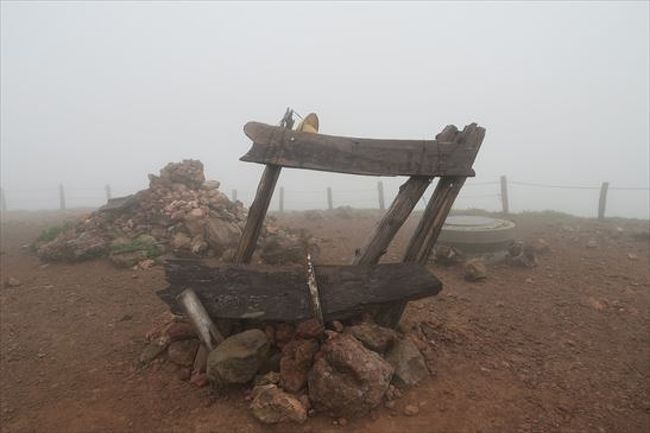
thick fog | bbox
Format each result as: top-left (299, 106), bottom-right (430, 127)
top-left (1, 1), bottom-right (649, 218)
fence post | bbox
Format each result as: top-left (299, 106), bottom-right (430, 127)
top-left (279, 187), bottom-right (285, 213)
top-left (500, 175), bottom-right (509, 214)
top-left (232, 189), bottom-right (238, 202)
top-left (327, 187), bottom-right (333, 210)
top-left (59, 184), bottom-right (66, 210)
top-left (598, 182), bottom-right (609, 220)
top-left (1, 188), bottom-right (6, 212)
top-left (377, 181), bottom-right (385, 211)
top-left (105, 184), bottom-right (112, 201)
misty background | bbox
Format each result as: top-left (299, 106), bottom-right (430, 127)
top-left (1, 1), bottom-right (648, 218)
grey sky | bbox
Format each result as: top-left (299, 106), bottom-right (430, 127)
top-left (1, 1), bottom-right (649, 217)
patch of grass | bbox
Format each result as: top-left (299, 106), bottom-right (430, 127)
top-left (37, 223), bottom-right (73, 243)
top-left (109, 238), bottom-right (161, 258)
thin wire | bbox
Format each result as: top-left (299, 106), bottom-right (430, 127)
top-left (456, 194), bottom-right (501, 199)
top-left (463, 181), bottom-right (499, 186)
top-left (610, 186), bottom-right (650, 191)
top-left (510, 181), bottom-right (600, 190)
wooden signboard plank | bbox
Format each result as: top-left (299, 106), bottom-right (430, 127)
top-left (158, 260), bottom-right (442, 323)
top-left (241, 122), bottom-right (484, 177)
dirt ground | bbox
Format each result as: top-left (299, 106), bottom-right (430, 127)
top-left (0, 209), bottom-right (648, 433)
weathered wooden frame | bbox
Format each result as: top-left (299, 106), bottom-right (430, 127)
top-left (235, 117), bottom-right (485, 327)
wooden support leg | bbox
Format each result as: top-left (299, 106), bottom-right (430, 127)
top-left (367, 126), bottom-right (462, 327)
top-left (376, 176), bottom-right (466, 327)
top-left (234, 109), bottom-right (296, 264)
top-left (353, 176), bottom-right (431, 265)
top-left (234, 164), bottom-right (281, 264)
top-left (373, 123), bottom-right (485, 328)
top-left (373, 176), bottom-right (466, 328)
top-left (352, 125), bottom-right (462, 267)
top-left (403, 176), bottom-right (466, 264)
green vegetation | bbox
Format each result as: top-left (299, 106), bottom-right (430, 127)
top-left (109, 235), bottom-right (161, 258)
top-left (36, 223), bottom-right (73, 243)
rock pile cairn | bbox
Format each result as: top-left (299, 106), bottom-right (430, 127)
top-left (142, 317), bottom-right (433, 425)
top-left (33, 160), bottom-right (317, 267)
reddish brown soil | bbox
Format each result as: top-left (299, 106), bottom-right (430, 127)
top-left (1, 209), bottom-right (649, 433)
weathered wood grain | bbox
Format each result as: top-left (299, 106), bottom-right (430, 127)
top-left (158, 260), bottom-right (442, 322)
top-left (352, 176), bottom-right (431, 265)
top-left (241, 122), bottom-right (484, 177)
top-left (404, 176), bottom-right (467, 263)
top-left (373, 124), bottom-right (485, 327)
top-left (234, 164), bottom-right (281, 264)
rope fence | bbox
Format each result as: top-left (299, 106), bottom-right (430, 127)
top-left (1, 177), bottom-right (648, 220)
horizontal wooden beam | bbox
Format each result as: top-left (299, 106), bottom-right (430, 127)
top-left (241, 122), bottom-right (485, 177)
top-left (158, 260), bottom-right (442, 322)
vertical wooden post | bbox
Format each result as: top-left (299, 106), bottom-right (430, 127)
top-left (105, 184), bottom-right (112, 201)
top-left (279, 187), bottom-right (285, 213)
top-left (500, 175), bottom-right (509, 214)
top-left (234, 165), bottom-right (281, 264)
top-left (377, 181), bottom-right (386, 211)
top-left (327, 187), bottom-right (333, 210)
top-left (232, 189), bottom-right (238, 202)
top-left (598, 182), bottom-right (609, 220)
top-left (0, 188), bottom-right (7, 212)
top-left (234, 108), bottom-right (294, 264)
top-left (59, 184), bottom-right (66, 210)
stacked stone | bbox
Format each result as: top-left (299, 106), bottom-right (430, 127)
top-left (34, 160), bottom-right (316, 267)
top-left (141, 317), bottom-right (432, 425)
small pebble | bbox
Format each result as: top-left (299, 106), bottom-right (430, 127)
top-left (404, 404), bottom-right (420, 416)
top-left (6, 277), bottom-right (21, 287)
top-left (330, 320), bottom-right (344, 333)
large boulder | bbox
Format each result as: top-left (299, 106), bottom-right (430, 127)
top-left (172, 232), bottom-right (192, 251)
top-left (384, 338), bottom-right (428, 386)
top-left (206, 329), bottom-right (270, 384)
top-left (259, 234), bottom-right (305, 265)
top-left (344, 323), bottom-right (399, 354)
top-left (183, 209), bottom-right (206, 237)
top-left (279, 338), bottom-right (319, 392)
top-left (205, 218), bottom-right (242, 255)
top-left (308, 334), bottom-right (393, 417)
top-left (250, 385), bottom-right (307, 424)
